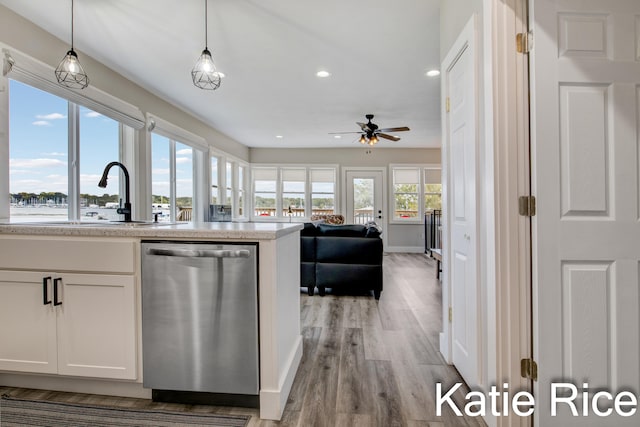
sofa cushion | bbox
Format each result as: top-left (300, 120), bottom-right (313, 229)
top-left (301, 222), bottom-right (319, 236)
top-left (317, 224), bottom-right (367, 237)
top-left (316, 236), bottom-right (383, 264)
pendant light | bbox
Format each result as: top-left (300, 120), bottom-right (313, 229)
top-left (54, 0), bottom-right (89, 89)
top-left (191, 0), bottom-right (221, 90)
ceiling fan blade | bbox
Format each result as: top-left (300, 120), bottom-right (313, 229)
top-left (378, 126), bottom-right (410, 132)
top-left (357, 122), bottom-right (370, 131)
top-left (378, 133), bottom-right (401, 141)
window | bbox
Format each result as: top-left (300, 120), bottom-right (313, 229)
top-left (424, 168), bottom-right (442, 212)
top-left (226, 161), bottom-right (233, 208)
top-left (389, 165), bottom-right (442, 222)
top-left (393, 168), bottom-right (420, 220)
top-left (253, 167), bottom-right (277, 217)
top-left (251, 165), bottom-right (337, 220)
top-left (80, 106), bottom-right (120, 220)
top-left (151, 135), bottom-right (196, 222)
top-left (238, 165), bottom-right (246, 217)
top-left (8, 80), bottom-right (132, 223)
top-left (310, 168), bottom-right (336, 215)
top-left (211, 156), bottom-right (219, 204)
top-left (282, 168), bottom-right (306, 218)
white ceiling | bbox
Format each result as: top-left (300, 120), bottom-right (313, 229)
top-left (0, 0), bottom-right (442, 149)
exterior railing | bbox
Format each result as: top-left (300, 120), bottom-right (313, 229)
top-left (253, 208), bottom-right (335, 217)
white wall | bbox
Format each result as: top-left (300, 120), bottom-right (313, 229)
top-left (251, 147), bottom-right (441, 252)
top-left (0, 5), bottom-right (249, 162)
top-left (440, 2), bottom-right (498, 427)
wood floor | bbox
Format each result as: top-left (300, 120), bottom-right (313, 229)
top-left (0, 253), bottom-right (485, 427)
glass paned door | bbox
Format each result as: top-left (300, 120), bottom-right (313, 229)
top-left (345, 170), bottom-right (384, 234)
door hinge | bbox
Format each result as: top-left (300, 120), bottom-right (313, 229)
top-left (519, 196), bottom-right (536, 217)
top-left (445, 97), bottom-right (450, 113)
top-left (516, 31), bottom-right (533, 54)
top-left (448, 306), bottom-right (453, 323)
top-left (521, 358), bottom-right (538, 381)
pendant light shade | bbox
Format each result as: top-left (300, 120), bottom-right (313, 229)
top-left (55, 0), bottom-right (89, 89)
top-left (192, 0), bottom-right (221, 90)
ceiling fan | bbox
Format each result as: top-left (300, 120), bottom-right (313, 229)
top-left (329, 114), bottom-right (410, 145)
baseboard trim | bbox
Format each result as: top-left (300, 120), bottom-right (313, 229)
top-left (0, 372), bottom-right (150, 399)
top-left (259, 334), bottom-right (303, 420)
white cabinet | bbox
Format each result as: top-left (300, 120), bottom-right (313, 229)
top-left (0, 270), bottom-right (136, 380)
top-left (0, 236), bottom-right (138, 380)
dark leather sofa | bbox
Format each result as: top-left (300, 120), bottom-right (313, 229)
top-left (300, 223), bottom-right (383, 299)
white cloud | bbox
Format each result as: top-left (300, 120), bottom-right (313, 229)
top-left (10, 158), bottom-right (67, 168)
top-left (176, 149), bottom-right (192, 155)
top-left (36, 113), bottom-right (66, 120)
top-left (176, 157), bottom-right (192, 164)
top-left (32, 120), bottom-right (51, 126)
top-left (41, 152), bottom-right (66, 157)
top-left (85, 111), bottom-right (102, 118)
top-left (152, 168), bottom-right (170, 175)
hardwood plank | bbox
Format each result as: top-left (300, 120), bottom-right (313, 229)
top-left (336, 327), bottom-right (371, 414)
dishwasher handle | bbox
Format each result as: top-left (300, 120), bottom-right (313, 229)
top-left (146, 248), bottom-right (251, 258)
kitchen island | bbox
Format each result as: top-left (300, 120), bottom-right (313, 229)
top-left (0, 221), bottom-right (303, 421)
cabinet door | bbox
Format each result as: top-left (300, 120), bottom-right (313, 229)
top-left (56, 273), bottom-right (137, 380)
top-left (0, 271), bottom-right (57, 374)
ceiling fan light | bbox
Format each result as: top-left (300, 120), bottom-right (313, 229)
top-left (55, 49), bottom-right (89, 89)
top-left (192, 49), bottom-right (222, 90)
top-left (370, 135), bottom-right (378, 144)
top-left (359, 135), bottom-right (367, 144)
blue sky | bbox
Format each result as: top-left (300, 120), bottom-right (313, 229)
top-left (10, 79), bottom-right (192, 198)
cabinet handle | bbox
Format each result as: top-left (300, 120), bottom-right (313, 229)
top-left (53, 278), bottom-right (62, 306)
top-left (42, 276), bottom-right (52, 305)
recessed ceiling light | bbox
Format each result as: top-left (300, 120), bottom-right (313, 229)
top-left (276, 135), bottom-right (284, 139)
top-left (316, 70), bottom-right (331, 78)
top-left (333, 135), bottom-right (342, 139)
top-left (426, 69), bottom-right (440, 77)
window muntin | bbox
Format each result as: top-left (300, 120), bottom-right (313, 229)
top-left (393, 168), bottom-right (420, 219)
top-left (253, 167), bottom-right (277, 217)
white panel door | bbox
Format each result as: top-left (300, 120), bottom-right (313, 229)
top-left (444, 21), bottom-right (478, 387)
top-left (56, 273), bottom-right (137, 380)
top-left (0, 271), bottom-right (57, 374)
top-left (531, 0), bottom-right (640, 425)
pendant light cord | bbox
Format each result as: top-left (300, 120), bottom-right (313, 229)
top-left (71, 0), bottom-right (74, 50)
top-left (204, 0), bottom-right (208, 50)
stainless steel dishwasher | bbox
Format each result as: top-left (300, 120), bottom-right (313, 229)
top-left (141, 241), bottom-right (259, 407)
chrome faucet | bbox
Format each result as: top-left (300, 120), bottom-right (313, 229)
top-left (98, 161), bottom-right (132, 222)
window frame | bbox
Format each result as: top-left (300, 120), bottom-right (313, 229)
top-left (148, 114), bottom-right (208, 222)
top-left (4, 78), bottom-right (136, 223)
top-left (251, 164), bottom-right (338, 221)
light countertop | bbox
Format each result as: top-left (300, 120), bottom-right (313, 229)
top-left (0, 221), bottom-right (303, 240)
